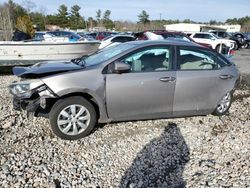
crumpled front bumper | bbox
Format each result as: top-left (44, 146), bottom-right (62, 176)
top-left (13, 97), bottom-right (41, 115)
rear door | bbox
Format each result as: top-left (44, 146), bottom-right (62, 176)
top-left (105, 45), bottom-right (176, 121)
top-left (173, 47), bottom-right (235, 116)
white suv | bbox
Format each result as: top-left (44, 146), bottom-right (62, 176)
top-left (190, 32), bottom-right (235, 51)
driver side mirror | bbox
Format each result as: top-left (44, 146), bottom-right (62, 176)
top-left (113, 61), bottom-right (131, 74)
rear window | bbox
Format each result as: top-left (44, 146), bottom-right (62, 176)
top-left (193, 34), bottom-right (205, 38)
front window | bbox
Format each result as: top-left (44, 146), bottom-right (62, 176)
top-left (122, 46), bottom-right (172, 72)
top-left (210, 33), bottom-right (220, 39)
top-left (193, 34), bottom-right (205, 38)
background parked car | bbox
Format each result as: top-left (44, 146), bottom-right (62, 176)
top-left (210, 30), bottom-right (249, 49)
top-left (47, 31), bottom-right (82, 41)
top-left (190, 32), bottom-right (235, 52)
top-left (134, 30), bottom-right (212, 49)
top-left (77, 32), bottom-right (96, 41)
top-left (95, 32), bottom-right (113, 40)
top-left (33, 31), bottom-right (46, 41)
top-left (233, 33), bottom-right (250, 49)
top-left (99, 35), bottom-right (135, 49)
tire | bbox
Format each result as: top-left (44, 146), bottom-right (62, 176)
top-left (215, 45), bottom-right (221, 52)
top-left (213, 92), bottom-right (232, 116)
top-left (234, 43), bottom-right (238, 50)
top-left (215, 44), bottom-right (226, 53)
top-left (49, 96), bottom-right (97, 140)
top-left (241, 43), bottom-right (248, 49)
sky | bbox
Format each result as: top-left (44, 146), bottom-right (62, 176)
top-left (1, 0), bottom-right (250, 22)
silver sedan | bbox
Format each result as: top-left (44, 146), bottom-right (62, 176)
top-left (9, 40), bottom-right (240, 140)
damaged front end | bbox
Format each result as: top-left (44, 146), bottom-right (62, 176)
top-left (9, 80), bottom-right (57, 118)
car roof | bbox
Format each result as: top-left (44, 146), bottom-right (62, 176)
top-left (135, 30), bottom-right (185, 35)
top-left (128, 39), bottom-right (200, 47)
top-left (154, 31), bottom-right (185, 35)
top-left (112, 35), bottom-right (135, 38)
top-left (193, 32), bottom-right (211, 34)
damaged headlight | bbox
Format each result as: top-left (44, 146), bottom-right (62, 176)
top-left (9, 80), bottom-right (44, 98)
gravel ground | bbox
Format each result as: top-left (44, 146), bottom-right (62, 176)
top-left (0, 56), bottom-right (250, 187)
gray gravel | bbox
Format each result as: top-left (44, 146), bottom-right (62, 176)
top-left (0, 51), bottom-right (250, 187)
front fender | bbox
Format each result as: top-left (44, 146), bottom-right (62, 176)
top-left (56, 88), bottom-right (110, 123)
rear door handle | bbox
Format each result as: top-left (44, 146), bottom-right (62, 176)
top-left (159, 77), bottom-right (176, 82)
top-left (219, 75), bottom-right (234, 80)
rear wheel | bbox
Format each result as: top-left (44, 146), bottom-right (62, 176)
top-left (213, 92), bottom-right (232, 116)
top-left (49, 96), bottom-right (97, 140)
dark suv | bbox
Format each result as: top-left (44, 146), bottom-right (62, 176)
top-left (210, 30), bottom-right (249, 49)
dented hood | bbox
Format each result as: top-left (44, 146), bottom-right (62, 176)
top-left (13, 60), bottom-right (84, 78)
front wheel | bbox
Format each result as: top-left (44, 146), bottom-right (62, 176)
top-left (49, 96), bottom-right (97, 140)
top-left (213, 92), bottom-right (232, 116)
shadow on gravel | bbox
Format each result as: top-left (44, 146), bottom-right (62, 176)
top-left (120, 123), bottom-right (190, 188)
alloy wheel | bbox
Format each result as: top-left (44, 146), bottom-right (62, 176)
top-left (216, 93), bottom-right (231, 114)
top-left (57, 104), bottom-right (90, 136)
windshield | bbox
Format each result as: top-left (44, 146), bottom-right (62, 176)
top-left (210, 33), bottom-right (220, 39)
top-left (83, 43), bottom-right (136, 66)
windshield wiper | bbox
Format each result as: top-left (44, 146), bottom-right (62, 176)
top-left (71, 55), bottom-right (88, 67)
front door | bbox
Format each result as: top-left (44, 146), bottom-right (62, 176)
top-left (106, 46), bottom-right (176, 121)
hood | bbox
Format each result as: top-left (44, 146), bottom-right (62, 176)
top-left (13, 60), bottom-right (84, 78)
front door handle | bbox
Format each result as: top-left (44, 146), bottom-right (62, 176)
top-left (219, 75), bottom-right (234, 80)
top-left (159, 77), bottom-right (176, 82)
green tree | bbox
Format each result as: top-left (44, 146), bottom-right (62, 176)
top-left (103, 10), bottom-right (113, 29)
top-left (226, 18), bottom-right (238, 25)
top-left (30, 12), bottom-right (45, 30)
top-left (87, 17), bottom-right (97, 28)
top-left (138, 10), bottom-right (150, 25)
top-left (57, 4), bottom-right (69, 28)
top-left (6, 0), bottom-right (27, 25)
top-left (209, 20), bottom-right (218, 25)
top-left (69, 5), bottom-right (84, 29)
top-left (16, 15), bottom-right (35, 37)
top-left (183, 19), bottom-right (193, 23)
top-left (96, 9), bottom-right (101, 25)
top-left (46, 14), bottom-right (58, 25)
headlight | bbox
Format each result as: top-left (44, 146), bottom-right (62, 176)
top-left (9, 80), bottom-right (44, 98)
top-left (9, 84), bottom-right (31, 98)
